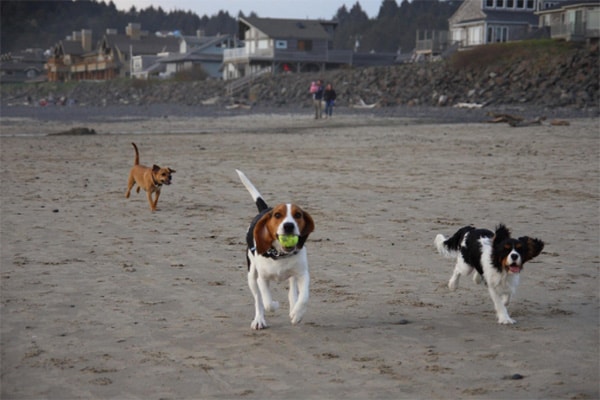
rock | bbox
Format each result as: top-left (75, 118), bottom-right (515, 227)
top-left (1, 47), bottom-right (597, 110)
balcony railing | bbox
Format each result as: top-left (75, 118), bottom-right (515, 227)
top-left (550, 19), bottom-right (598, 40)
top-left (224, 47), bottom-right (353, 64)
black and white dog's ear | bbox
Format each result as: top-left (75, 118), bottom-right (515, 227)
top-left (519, 236), bottom-right (545, 262)
top-left (493, 224), bottom-right (511, 244)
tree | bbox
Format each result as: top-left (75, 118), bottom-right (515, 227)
top-left (377, 0), bottom-right (399, 20)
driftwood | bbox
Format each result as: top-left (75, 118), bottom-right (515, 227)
top-left (49, 127), bottom-right (96, 136)
top-left (351, 98), bottom-right (377, 109)
top-left (454, 102), bottom-right (484, 109)
top-left (508, 116), bottom-right (546, 127)
top-left (485, 113), bottom-right (562, 128)
top-left (486, 112), bottom-right (524, 124)
top-left (550, 119), bottom-right (570, 126)
top-left (225, 102), bottom-right (251, 110)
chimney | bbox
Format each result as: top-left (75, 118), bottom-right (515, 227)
top-left (81, 29), bottom-right (92, 52)
top-left (126, 23), bottom-right (141, 40)
top-left (196, 29), bottom-right (204, 38)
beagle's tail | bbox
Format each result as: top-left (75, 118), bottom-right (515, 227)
top-left (236, 169), bottom-right (269, 212)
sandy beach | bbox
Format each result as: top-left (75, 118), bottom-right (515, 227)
top-left (1, 108), bottom-right (598, 399)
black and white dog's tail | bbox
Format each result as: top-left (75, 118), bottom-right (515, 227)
top-left (435, 226), bottom-right (476, 258)
top-left (236, 169), bottom-right (269, 212)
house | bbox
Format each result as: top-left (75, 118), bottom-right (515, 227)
top-left (449, 0), bottom-right (541, 48)
top-left (222, 16), bottom-right (353, 80)
top-left (46, 23), bottom-right (179, 81)
top-left (46, 29), bottom-right (93, 81)
top-left (414, 30), bottom-right (454, 61)
top-left (132, 32), bottom-right (235, 79)
top-left (536, 0), bottom-right (600, 42)
top-left (130, 54), bottom-right (162, 79)
top-left (0, 48), bottom-right (47, 83)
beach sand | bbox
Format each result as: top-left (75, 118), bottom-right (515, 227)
top-left (1, 111), bottom-right (598, 399)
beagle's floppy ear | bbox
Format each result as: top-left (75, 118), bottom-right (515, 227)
top-left (519, 236), bottom-right (545, 262)
top-left (297, 210), bottom-right (315, 249)
top-left (253, 211), bottom-right (277, 254)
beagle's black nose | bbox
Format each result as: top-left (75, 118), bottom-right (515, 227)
top-left (283, 222), bottom-right (295, 234)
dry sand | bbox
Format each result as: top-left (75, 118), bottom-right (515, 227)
top-left (1, 111), bottom-right (598, 399)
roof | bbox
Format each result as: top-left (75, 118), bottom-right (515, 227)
top-left (157, 52), bottom-right (221, 63)
top-left (182, 35), bottom-right (221, 47)
top-left (482, 9), bottom-right (539, 25)
top-left (103, 33), bottom-right (180, 55)
top-left (537, 0), bottom-right (600, 13)
top-left (239, 17), bottom-right (334, 40)
top-left (183, 34), bottom-right (233, 52)
top-left (60, 40), bottom-right (85, 56)
top-left (453, 9), bottom-right (538, 26)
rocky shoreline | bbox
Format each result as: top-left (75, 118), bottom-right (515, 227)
top-left (1, 45), bottom-right (598, 123)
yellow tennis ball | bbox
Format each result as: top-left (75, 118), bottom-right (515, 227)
top-left (279, 235), bottom-right (299, 248)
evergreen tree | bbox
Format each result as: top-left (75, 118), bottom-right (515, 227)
top-left (1, 0), bottom-right (462, 55)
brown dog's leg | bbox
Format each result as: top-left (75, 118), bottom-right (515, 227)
top-left (152, 190), bottom-right (161, 211)
top-left (146, 191), bottom-right (156, 211)
top-left (125, 174), bottom-right (135, 198)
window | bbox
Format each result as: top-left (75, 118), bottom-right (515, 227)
top-left (496, 0), bottom-right (505, 8)
top-left (517, 0), bottom-right (524, 8)
top-left (257, 39), bottom-right (269, 49)
top-left (498, 26), bottom-right (508, 42)
top-left (297, 40), bottom-right (312, 51)
top-left (468, 25), bottom-right (483, 45)
top-left (488, 25), bottom-right (509, 42)
top-left (507, 0), bottom-right (514, 7)
top-left (526, 0), bottom-right (534, 9)
top-left (486, 0), bottom-right (494, 7)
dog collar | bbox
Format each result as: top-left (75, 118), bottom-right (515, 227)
top-left (266, 247), bottom-right (298, 259)
top-left (151, 175), bottom-right (162, 188)
top-left (250, 246), bottom-right (298, 260)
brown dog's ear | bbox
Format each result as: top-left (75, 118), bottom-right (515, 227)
top-left (519, 236), bottom-right (545, 262)
top-left (152, 165), bottom-right (161, 172)
top-left (253, 212), bottom-right (276, 254)
top-left (297, 210), bottom-right (315, 249)
top-left (169, 168), bottom-right (176, 173)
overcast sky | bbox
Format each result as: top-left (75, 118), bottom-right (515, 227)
top-left (111, 0), bottom-right (385, 20)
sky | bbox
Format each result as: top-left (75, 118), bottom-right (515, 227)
top-left (111, 0), bottom-right (385, 20)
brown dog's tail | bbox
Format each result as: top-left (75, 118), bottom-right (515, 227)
top-left (131, 142), bottom-right (139, 165)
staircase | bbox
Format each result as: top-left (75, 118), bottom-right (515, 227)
top-left (226, 67), bottom-right (272, 96)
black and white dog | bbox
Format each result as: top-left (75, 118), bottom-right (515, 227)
top-left (435, 224), bottom-right (544, 324)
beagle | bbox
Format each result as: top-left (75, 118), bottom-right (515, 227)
top-left (236, 170), bottom-right (315, 330)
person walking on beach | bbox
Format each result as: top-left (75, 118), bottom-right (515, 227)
top-left (310, 79), bottom-right (324, 119)
top-left (323, 83), bottom-right (337, 119)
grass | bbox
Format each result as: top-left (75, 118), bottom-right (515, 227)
top-left (448, 39), bottom-right (577, 71)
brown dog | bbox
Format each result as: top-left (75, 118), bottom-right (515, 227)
top-left (125, 142), bottom-right (175, 211)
